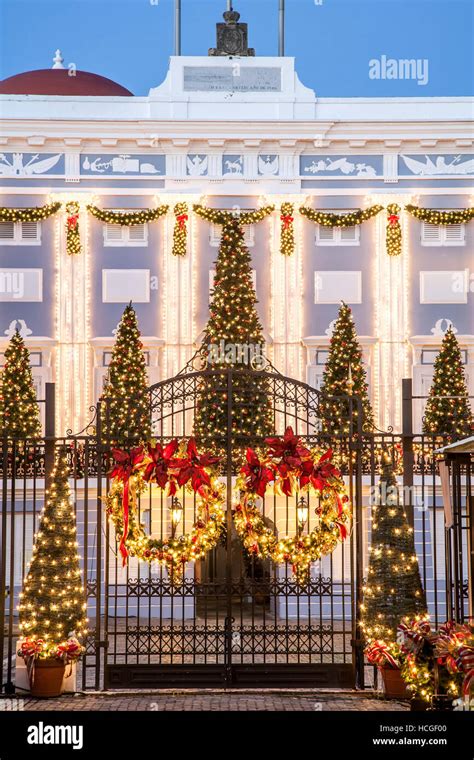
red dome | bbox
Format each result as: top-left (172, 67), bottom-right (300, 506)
top-left (0, 69), bottom-right (133, 96)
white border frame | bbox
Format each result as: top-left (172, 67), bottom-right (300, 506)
top-left (102, 269), bottom-right (151, 303)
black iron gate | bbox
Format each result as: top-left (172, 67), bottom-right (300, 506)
top-left (103, 367), bottom-right (363, 688)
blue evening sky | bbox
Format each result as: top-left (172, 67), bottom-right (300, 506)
top-left (0, 0), bottom-right (473, 97)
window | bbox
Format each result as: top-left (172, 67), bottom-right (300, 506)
top-left (421, 348), bottom-right (467, 365)
top-left (0, 221), bottom-right (40, 245)
top-left (102, 269), bottom-right (150, 303)
top-left (104, 212), bottom-right (147, 246)
top-left (315, 219), bottom-right (360, 246)
top-left (315, 271), bottom-right (362, 304)
top-left (421, 221), bottom-right (465, 246)
top-left (210, 223), bottom-right (254, 247)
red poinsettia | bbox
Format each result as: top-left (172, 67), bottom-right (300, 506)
top-left (300, 448), bottom-right (341, 492)
top-left (241, 448), bottom-right (275, 498)
top-left (143, 440), bottom-right (179, 493)
top-left (265, 427), bottom-right (310, 471)
top-left (172, 438), bottom-right (220, 493)
top-left (109, 446), bottom-right (144, 482)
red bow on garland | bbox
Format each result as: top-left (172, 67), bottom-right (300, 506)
top-left (388, 214), bottom-right (399, 226)
top-left (365, 640), bottom-right (399, 669)
top-left (56, 639), bottom-right (83, 663)
top-left (241, 448), bottom-right (275, 498)
top-left (456, 645), bottom-right (474, 697)
top-left (67, 214), bottom-right (79, 230)
top-left (280, 214), bottom-right (294, 229)
top-left (176, 213), bottom-right (188, 229)
top-left (110, 447), bottom-right (144, 564)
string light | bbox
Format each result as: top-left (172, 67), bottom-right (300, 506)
top-left (0, 331), bottom-right (42, 437)
top-left (279, 201), bottom-right (295, 256)
top-left (0, 202), bottom-right (61, 223)
top-left (386, 203), bottom-right (402, 256)
top-left (405, 204), bottom-right (474, 225)
top-left (172, 201), bottom-right (188, 257)
top-left (299, 204), bottom-right (383, 227)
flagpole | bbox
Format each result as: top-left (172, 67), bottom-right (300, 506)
top-left (278, 0), bottom-right (285, 56)
top-left (174, 0), bottom-right (181, 56)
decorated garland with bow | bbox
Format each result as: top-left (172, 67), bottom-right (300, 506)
top-left (0, 201), bottom-right (61, 223)
top-left (106, 438), bottom-right (226, 582)
top-left (87, 204), bottom-right (169, 225)
top-left (18, 636), bottom-right (85, 685)
top-left (299, 204), bottom-right (383, 227)
top-left (65, 201), bottom-right (82, 255)
top-left (405, 205), bottom-right (474, 225)
top-left (193, 204), bottom-right (275, 227)
top-left (386, 203), bottom-right (402, 256)
top-left (172, 201), bottom-right (189, 256)
top-left (280, 202), bottom-right (295, 256)
top-left (233, 426), bottom-right (351, 584)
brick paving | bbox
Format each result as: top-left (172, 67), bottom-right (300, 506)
top-left (0, 690), bottom-right (409, 711)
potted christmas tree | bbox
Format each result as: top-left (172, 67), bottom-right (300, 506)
top-left (362, 453), bottom-right (426, 698)
top-left (17, 453), bottom-right (88, 697)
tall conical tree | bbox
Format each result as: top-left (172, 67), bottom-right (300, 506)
top-left (0, 330), bottom-right (41, 438)
top-left (100, 303), bottom-right (150, 444)
top-left (193, 218), bottom-right (273, 461)
top-left (423, 328), bottom-right (473, 438)
top-left (361, 455), bottom-right (426, 643)
top-left (319, 302), bottom-right (374, 434)
top-left (18, 453), bottom-right (88, 648)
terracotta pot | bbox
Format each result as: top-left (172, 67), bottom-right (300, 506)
top-left (30, 658), bottom-right (66, 698)
top-left (381, 666), bottom-right (410, 699)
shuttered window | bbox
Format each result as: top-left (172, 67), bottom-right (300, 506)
top-left (0, 221), bottom-right (40, 243)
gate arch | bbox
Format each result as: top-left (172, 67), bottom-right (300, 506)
top-left (104, 366), bottom-right (364, 689)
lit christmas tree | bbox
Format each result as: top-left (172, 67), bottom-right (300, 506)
top-left (422, 328), bottom-right (473, 438)
top-left (193, 217), bottom-right (274, 462)
top-left (361, 455), bottom-right (426, 643)
top-left (18, 453), bottom-right (88, 650)
top-left (319, 302), bottom-right (374, 434)
top-left (100, 303), bottom-right (151, 444)
top-left (0, 330), bottom-right (41, 438)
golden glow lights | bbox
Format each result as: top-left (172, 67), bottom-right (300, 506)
top-left (193, 204), bottom-right (275, 226)
top-left (65, 201), bottom-right (81, 256)
top-left (279, 202), bottom-right (295, 256)
top-left (0, 202), bottom-right (61, 223)
top-left (386, 203), bottom-right (402, 256)
top-left (299, 204), bottom-right (383, 227)
top-left (405, 205), bottom-right (474, 225)
top-left (87, 204), bottom-right (168, 225)
top-left (18, 455), bottom-right (88, 651)
top-left (172, 201), bottom-right (188, 256)
top-left (0, 330), bottom-right (41, 438)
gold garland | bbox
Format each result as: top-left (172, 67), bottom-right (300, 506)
top-left (233, 429), bottom-right (351, 584)
top-left (280, 202), bottom-right (295, 256)
top-left (299, 204), bottom-right (383, 227)
top-left (405, 205), bottom-right (474, 225)
top-left (172, 201), bottom-right (188, 256)
top-left (0, 202), bottom-right (61, 223)
top-left (193, 204), bottom-right (275, 226)
top-left (87, 204), bottom-right (168, 225)
top-left (65, 201), bottom-right (82, 256)
top-left (386, 203), bottom-right (402, 256)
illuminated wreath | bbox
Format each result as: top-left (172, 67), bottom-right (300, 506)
top-left (106, 439), bottom-right (225, 582)
top-left (233, 427), bottom-right (351, 584)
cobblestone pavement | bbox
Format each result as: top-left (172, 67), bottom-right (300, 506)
top-left (0, 690), bottom-right (409, 711)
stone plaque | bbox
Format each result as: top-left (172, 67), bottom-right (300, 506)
top-left (183, 66), bottom-right (281, 93)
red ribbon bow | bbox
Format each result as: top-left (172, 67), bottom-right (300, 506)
top-left (388, 214), bottom-right (399, 226)
top-left (280, 214), bottom-right (294, 230)
top-left (265, 427), bottom-right (310, 495)
top-left (176, 213), bottom-right (188, 229)
top-left (67, 214), bottom-right (79, 230)
top-left (56, 639), bottom-right (82, 662)
top-left (365, 640), bottom-right (399, 669)
top-left (456, 646), bottom-right (474, 697)
top-left (110, 447), bottom-right (144, 564)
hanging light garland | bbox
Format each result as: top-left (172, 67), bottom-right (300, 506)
top-left (279, 202), bottom-right (295, 256)
top-left (233, 427), bottom-right (351, 585)
top-left (386, 203), bottom-right (402, 256)
top-left (405, 205), bottom-right (474, 225)
top-left (87, 204), bottom-right (168, 225)
top-left (299, 204), bottom-right (383, 227)
top-left (106, 439), bottom-right (226, 583)
top-left (193, 204), bottom-right (275, 226)
top-left (65, 201), bottom-right (82, 256)
top-left (0, 202), bottom-right (61, 223)
top-left (172, 201), bottom-right (189, 256)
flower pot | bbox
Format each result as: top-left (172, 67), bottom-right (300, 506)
top-left (30, 658), bottom-right (66, 698)
top-left (381, 666), bottom-right (410, 699)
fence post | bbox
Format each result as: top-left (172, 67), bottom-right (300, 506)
top-left (44, 382), bottom-right (56, 490)
top-left (402, 378), bottom-right (414, 527)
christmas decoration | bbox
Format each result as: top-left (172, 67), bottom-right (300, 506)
top-left (299, 204), bottom-right (383, 227)
top-left (361, 453), bottom-right (426, 644)
top-left (192, 205), bottom-right (275, 464)
top-left (106, 438), bottom-right (226, 580)
top-left (18, 453), bottom-right (88, 659)
top-left (279, 202), bottom-right (295, 256)
top-left (0, 202), bottom-right (61, 223)
top-left (100, 303), bottom-right (151, 444)
top-left (193, 204), bottom-right (274, 227)
top-left (405, 205), bottom-right (474, 225)
top-left (319, 302), bottom-right (374, 435)
top-left (87, 204), bottom-right (168, 225)
top-left (422, 328), bottom-right (473, 438)
top-left (386, 203), bottom-right (402, 256)
top-left (233, 427), bottom-right (351, 584)
top-left (0, 330), bottom-right (41, 438)
top-left (172, 201), bottom-right (188, 256)
top-left (65, 201), bottom-right (81, 256)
